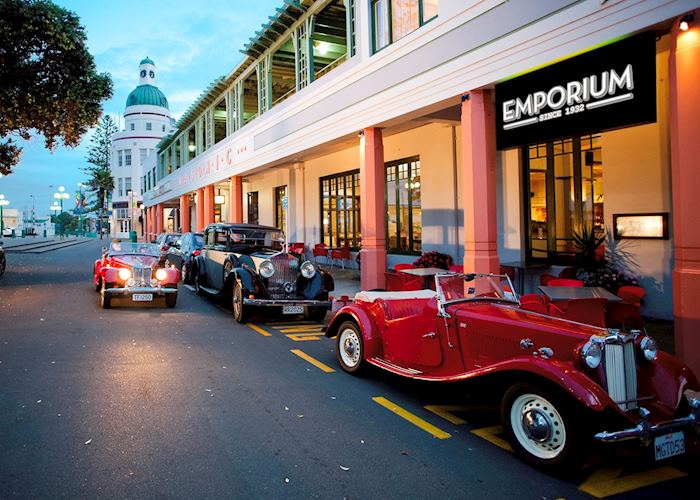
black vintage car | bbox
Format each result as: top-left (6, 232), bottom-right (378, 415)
top-left (164, 232), bottom-right (203, 283)
top-left (191, 223), bottom-right (334, 322)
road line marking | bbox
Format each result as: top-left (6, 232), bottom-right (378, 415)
top-left (247, 324), bottom-right (272, 337)
top-left (579, 465), bottom-right (686, 498)
top-left (470, 425), bottom-right (513, 452)
top-left (290, 349), bottom-right (335, 373)
top-left (286, 333), bottom-right (323, 341)
top-left (278, 326), bottom-right (324, 333)
top-left (423, 405), bottom-right (468, 425)
top-left (267, 321), bottom-right (318, 327)
top-left (372, 397), bottom-right (451, 440)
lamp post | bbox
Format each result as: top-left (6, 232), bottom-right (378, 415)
top-left (0, 194), bottom-right (9, 234)
top-left (54, 185), bottom-right (70, 212)
top-left (77, 182), bottom-right (85, 236)
top-left (50, 202), bottom-right (61, 236)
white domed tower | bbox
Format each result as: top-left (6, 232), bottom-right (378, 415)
top-left (109, 57), bottom-right (174, 239)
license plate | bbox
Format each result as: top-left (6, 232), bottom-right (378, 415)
top-left (282, 305), bottom-right (304, 314)
top-left (132, 294), bottom-right (153, 302)
top-left (654, 431), bottom-right (685, 460)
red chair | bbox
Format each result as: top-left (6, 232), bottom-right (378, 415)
top-left (617, 286), bottom-right (646, 308)
top-left (540, 273), bottom-right (558, 286)
top-left (312, 243), bottom-right (328, 265)
top-left (449, 264), bottom-right (463, 273)
top-left (549, 298), bottom-right (607, 327)
top-left (548, 279), bottom-right (584, 287)
top-left (289, 242), bottom-right (305, 256)
top-left (605, 302), bottom-right (644, 329)
top-left (330, 245), bottom-right (351, 269)
top-left (394, 263), bottom-right (416, 271)
top-left (384, 271), bottom-right (423, 291)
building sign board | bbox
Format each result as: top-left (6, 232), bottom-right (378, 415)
top-left (613, 213), bottom-right (668, 239)
top-left (495, 33), bottom-right (656, 150)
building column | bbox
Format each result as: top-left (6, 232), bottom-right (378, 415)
top-left (180, 195), bottom-right (191, 233)
top-left (204, 185), bottom-right (215, 227)
top-left (670, 10), bottom-right (700, 376)
top-left (461, 90), bottom-right (499, 274)
top-left (155, 203), bottom-right (164, 234)
top-left (360, 127), bottom-right (387, 290)
top-left (195, 188), bottom-right (205, 232)
top-left (288, 163), bottom-right (305, 244)
top-left (229, 176), bottom-right (243, 223)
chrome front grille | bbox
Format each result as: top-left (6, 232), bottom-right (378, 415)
top-left (604, 340), bottom-right (638, 411)
top-left (133, 265), bottom-right (152, 287)
top-left (267, 254), bottom-right (298, 298)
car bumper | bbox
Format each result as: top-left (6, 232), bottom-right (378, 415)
top-left (104, 286), bottom-right (177, 296)
top-left (243, 298), bottom-right (332, 307)
top-left (594, 394), bottom-right (700, 445)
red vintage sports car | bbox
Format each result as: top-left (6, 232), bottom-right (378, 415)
top-left (325, 272), bottom-right (700, 470)
top-left (93, 242), bottom-right (180, 309)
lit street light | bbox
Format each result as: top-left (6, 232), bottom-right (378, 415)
top-left (54, 185), bottom-right (70, 212)
top-left (0, 194), bottom-right (9, 234)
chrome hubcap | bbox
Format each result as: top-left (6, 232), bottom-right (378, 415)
top-left (522, 409), bottom-right (551, 442)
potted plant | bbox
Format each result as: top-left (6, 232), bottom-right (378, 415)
top-left (413, 251), bottom-right (453, 270)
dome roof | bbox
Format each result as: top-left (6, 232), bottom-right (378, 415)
top-left (126, 84), bottom-right (169, 109)
top-left (140, 56), bottom-right (155, 65)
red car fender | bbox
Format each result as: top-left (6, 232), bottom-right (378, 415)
top-left (102, 267), bottom-right (119, 283)
top-left (93, 260), bottom-right (102, 284)
top-left (475, 357), bottom-right (616, 413)
top-left (325, 304), bottom-right (383, 359)
top-left (638, 350), bottom-right (700, 414)
top-left (158, 267), bottom-right (180, 284)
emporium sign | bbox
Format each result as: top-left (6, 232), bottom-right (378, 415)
top-left (495, 33), bottom-right (656, 149)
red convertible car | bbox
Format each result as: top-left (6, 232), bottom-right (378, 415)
top-left (93, 242), bottom-right (180, 309)
top-left (325, 272), bottom-right (700, 470)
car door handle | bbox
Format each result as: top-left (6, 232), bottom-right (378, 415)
top-left (422, 332), bottom-right (436, 339)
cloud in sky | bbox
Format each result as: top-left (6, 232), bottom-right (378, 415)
top-left (1, 0), bottom-right (279, 214)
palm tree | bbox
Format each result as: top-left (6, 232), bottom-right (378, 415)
top-left (85, 168), bottom-right (113, 239)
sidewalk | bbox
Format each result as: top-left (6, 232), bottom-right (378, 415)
top-left (0, 235), bottom-right (72, 249)
top-left (327, 267), bottom-right (361, 297)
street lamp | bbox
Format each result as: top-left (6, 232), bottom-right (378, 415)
top-left (0, 194), bottom-right (9, 234)
top-left (77, 182), bottom-right (86, 236)
top-left (54, 185), bottom-right (70, 212)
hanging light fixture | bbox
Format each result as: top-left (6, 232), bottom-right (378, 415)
top-left (680, 14), bottom-right (693, 31)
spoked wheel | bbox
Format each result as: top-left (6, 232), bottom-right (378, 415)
top-left (100, 281), bottom-right (113, 309)
top-left (232, 281), bottom-right (248, 323)
top-left (336, 321), bottom-right (364, 374)
top-left (501, 384), bottom-right (581, 471)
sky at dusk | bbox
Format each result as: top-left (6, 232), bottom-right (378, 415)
top-left (0, 0), bottom-right (279, 219)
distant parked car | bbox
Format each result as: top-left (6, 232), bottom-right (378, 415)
top-left (2, 227), bottom-right (15, 237)
top-left (93, 242), bottom-right (180, 309)
top-left (0, 241), bottom-right (5, 278)
top-left (191, 223), bottom-right (334, 322)
top-left (164, 232), bottom-right (204, 283)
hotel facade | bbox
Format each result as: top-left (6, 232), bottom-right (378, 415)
top-left (143, 0), bottom-right (700, 374)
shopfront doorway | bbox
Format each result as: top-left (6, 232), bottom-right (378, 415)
top-left (524, 134), bottom-right (604, 262)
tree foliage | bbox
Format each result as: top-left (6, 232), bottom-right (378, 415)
top-left (0, 0), bottom-right (113, 174)
top-left (83, 115), bottom-right (116, 238)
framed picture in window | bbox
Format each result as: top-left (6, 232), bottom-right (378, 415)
top-left (613, 213), bottom-right (669, 239)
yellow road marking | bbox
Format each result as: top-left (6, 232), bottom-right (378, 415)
top-left (372, 397), bottom-right (451, 440)
top-left (278, 326), bottom-right (324, 333)
top-left (290, 349), bottom-right (335, 373)
top-left (267, 321), bottom-right (318, 326)
top-left (423, 405), bottom-right (468, 425)
top-left (470, 425), bottom-right (513, 452)
top-left (247, 324), bottom-right (272, 337)
top-left (286, 333), bottom-right (323, 341)
top-left (579, 465), bottom-right (686, 498)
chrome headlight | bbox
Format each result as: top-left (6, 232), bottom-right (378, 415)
top-left (150, 278), bottom-right (158, 287)
top-left (118, 268), bottom-right (131, 281)
top-left (640, 336), bottom-right (657, 361)
top-left (126, 278), bottom-right (136, 287)
top-left (155, 268), bottom-right (167, 281)
top-left (581, 341), bottom-right (602, 369)
top-left (300, 260), bottom-right (316, 279)
top-left (259, 260), bottom-right (275, 279)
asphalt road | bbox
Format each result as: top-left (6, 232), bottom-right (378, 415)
top-left (0, 239), bottom-right (696, 499)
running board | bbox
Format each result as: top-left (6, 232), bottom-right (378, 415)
top-left (368, 357), bottom-right (423, 375)
top-left (198, 285), bottom-right (221, 296)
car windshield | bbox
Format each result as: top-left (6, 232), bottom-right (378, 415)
top-left (228, 229), bottom-right (285, 251)
top-left (436, 273), bottom-right (518, 305)
top-left (109, 242), bottom-right (160, 257)
top-left (165, 234), bottom-right (181, 245)
top-left (193, 234), bottom-right (203, 248)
